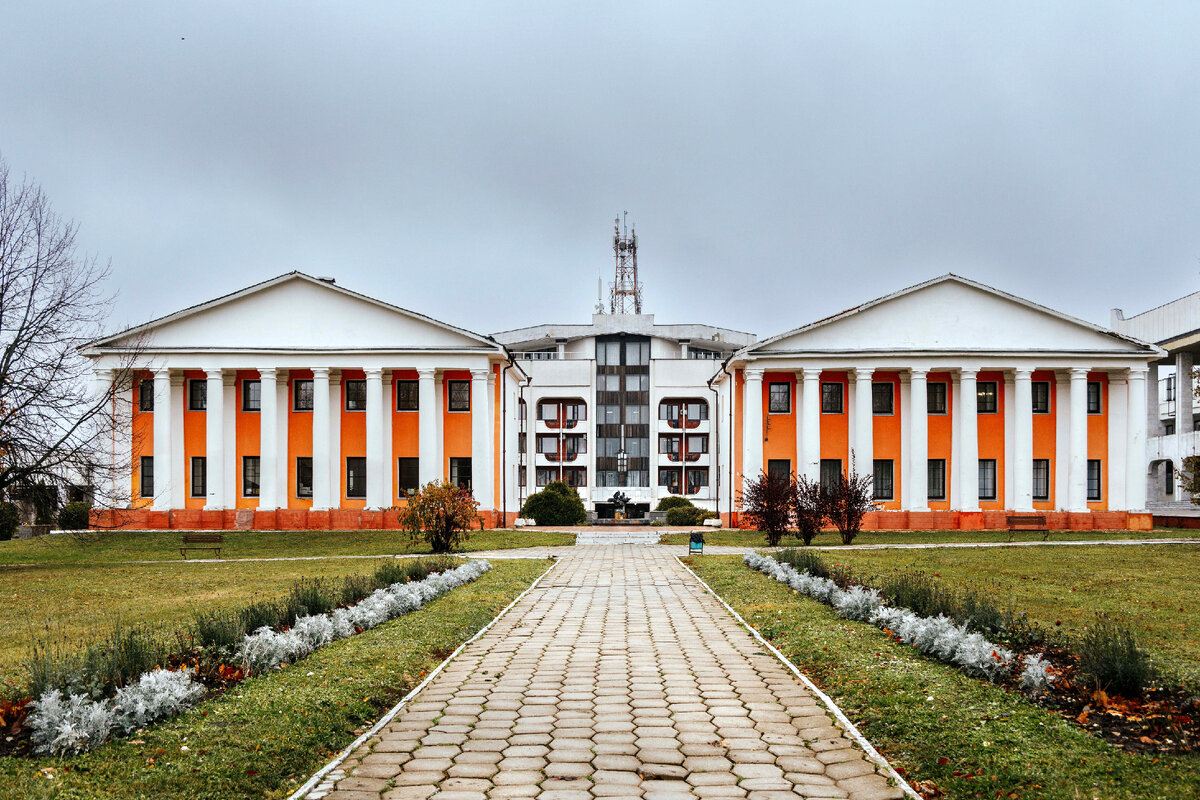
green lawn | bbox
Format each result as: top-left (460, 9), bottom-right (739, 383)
top-left (806, 543), bottom-right (1200, 687)
top-left (688, 555), bottom-right (1200, 800)
top-left (660, 527), bottom-right (1200, 548)
top-left (0, 558), bottom-right (551, 799)
top-left (0, 528), bottom-right (574, 567)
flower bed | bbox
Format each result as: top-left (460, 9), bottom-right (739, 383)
top-left (23, 559), bottom-right (491, 756)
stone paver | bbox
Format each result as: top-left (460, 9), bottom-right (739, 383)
top-left (303, 546), bottom-right (904, 800)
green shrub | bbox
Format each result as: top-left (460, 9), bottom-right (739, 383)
top-left (1077, 616), bottom-right (1154, 696)
top-left (664, 505), bottom-right (717, 526)
top-left (286, 578), bottom-right (336, 621)
top-left (194, 609), bottom-right (243, 650)
top-left (27, 621), bottom-right (168, 699)
top-left (0, 501), bottom-right (18, 541)
top-left (520, 481), bottom-right (587, 526)
top-left (57, 500), bottom-right (92, 530)
top-left (655, 496), bottom-right (694, 512)
top-left (777, 548), bottom-right (830, 579)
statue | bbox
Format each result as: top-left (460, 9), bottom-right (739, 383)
top-left (610, 491), bottom-right (630, 519)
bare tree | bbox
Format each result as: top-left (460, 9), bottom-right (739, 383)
top-left (825, 469), bottom-right (876, 545)
top-left (739, 471), bottom-right (795, 546)
top-left (0, 156), bottom-right (138, 522)
top-left (792, 474), bottom-right (828, 546)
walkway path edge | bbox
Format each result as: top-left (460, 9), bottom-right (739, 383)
top-left (674, 555), bottom-right (922, 800)
top-left (286, 557), bottom-right (560, 800)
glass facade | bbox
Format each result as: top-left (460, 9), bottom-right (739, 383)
top-left (595, 335), bottom-right (650, 488)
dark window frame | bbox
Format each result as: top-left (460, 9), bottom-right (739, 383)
top-left (293, 379), bottom-right (314, 412)
top-left (296, 457), bottom-right (313, 498)
top-left (872, 459), bottom-right (894, 500)
top-left (686, 467), bottom-right (709, 493)
top-left (398, 457), bottom-right (419, 496)
top-left (140, 456), bottom-right (154, 497)
top-left (344, 379), bottom-right (367, 412)
top-left (448, 380), bottom-right (471, 412)
top-left (820, 458), bottom-right (842, 494)
top-left (978, 458), bottom-right (997, 501)
top-left (1087, 381), bottom-right (1102, 414)
top-left (768, 382), bottom-right (791, 414)
top-left (1032, 381), bottom-right (1051, 414)
top-left (767, 459), bottom-right (791, 481)
top-left (450, 457), bottom-right (472, 490)
top-left (977, 381), bottom-right (998, 414)
top-left (346, 457), bottom-right (367, 498)
top-left (243, 455), bottom-right (260, 498)
top-left (928, 458), bottom-right (946, 500)
top-left (139, 379), bottom-right (154, 412)
top-left (1087, 459), bottom-right (1102, 501)
top-left (1166, 461), bottom-right (1175, 495)
top-left (1032, 458), bottom-right (1050, 501)
top-left (820, 382), bottom-right (844, 414)
top-left (191, 456), bottom-right (207, 498)
top-left (242, 379), bottom-right (261, 412)
top-left (927, 382), bottom-right (947, 415)
top-left (188, 379), bottom-right (207, 411)
top-left (872, 382), bottom-right (894, 416)
top-left (396, 380), bottom-right (419, 412)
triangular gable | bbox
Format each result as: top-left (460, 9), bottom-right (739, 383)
top-left (747, 275), bottom-right (1159, 356)
top-left (87, 272), bottom-right (500, 352)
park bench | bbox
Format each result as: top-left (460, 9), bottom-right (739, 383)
top-left (1005, 514), bottom-right (1048, 542)
top-left (180, 533), bottom-right (224, 559)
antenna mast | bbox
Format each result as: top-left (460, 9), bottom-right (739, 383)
top-left (609, 212), bottom-right (642, 314)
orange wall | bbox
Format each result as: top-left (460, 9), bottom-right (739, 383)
top-left (1032, 371), bottom-right (1057, 511)
top-left (181, 371), bottom-right (207, 510)
top-left (872, 372), bottom-right (902, 510)
top-left (287, 370), bottom-right (314, 509)
top-left (234, 370), bottom-right (260, 510)
top-left (1087, 372), bottom-right (1109, 511)
top-left (339, 369), bottom-right (367, 509)
top-left (443, 370), bottom-right (473, 478)
top-left (761, 372), bottom-right (797, 474)
top-left (391, 369), bottom-right (420, 503)
top-left (131, 371), bottom-right (153, 508)
top-left (927, 372), bottom-right (954, 510)
top-left (977, 370), bottom-right (1006, 509)
top-left (820, 371), bottom-right (849, 472)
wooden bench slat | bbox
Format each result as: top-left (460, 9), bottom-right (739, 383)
top-left (181, 533), bottom-right (224, 559)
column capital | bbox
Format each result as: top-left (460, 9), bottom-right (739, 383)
top-left (364, 367), bottom-right (384, 378)
top-left (416, 367), bottom-right (436, 380)
top-left (259, 367), bottom-right (278, 380)
top-left (958, 366), bottom-right (979, 379)
top-left (801, 367), bottom-right (822, 381)
top-left (1069, 366), bottom-right (1091, 379)
top-left (854, 366), bottom-right (875, 380)
top-left (1013, 367), bottom-right (1034, 380)
top-left (169, 372), bottom-right (186, 388)
top-left (311, 366), bottom-right (331, 378)
top-left (205, 367), bottom-right (224, 380)
top-left (470, 368), bottom-right (490, 381)
top-left (909, 367), bottom-right (929, 379)
top-left (222, 371), bottom-right (237, 387)
top-left (329, 368), bottom-right (342, 386)
top-left (1127, 366), bottom-right (1149, 379)
top-left (744, 367), bottom-right (765, 381)
top-left (153, 366), bottom-right (171, 379)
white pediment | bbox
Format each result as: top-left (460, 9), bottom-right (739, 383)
top-left (96, 274), bottom-right (495, 352)
top-left (756, 276), bottom-right (1154, 355)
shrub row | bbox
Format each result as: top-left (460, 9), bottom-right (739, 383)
top-left (27, 558), bottom-right (491, 756)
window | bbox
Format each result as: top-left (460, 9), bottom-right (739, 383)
top-left (564, 436), bottom-right (587, 457)
top-left (627, 470), bottom-right (649, 487)
top-left (539, 402), bottom-right (560, 422)
top-left (686, 434), bottom-right (708, 454)
top-left (518, 398), bottom-right (527, 419)
top-left (821, 383), bottom-right (843, 414)
top-left (1033, 459), bottom-right (1050, 501)
top-left (820, 459), bottom-right (842, 494)
top-left (928, 459), bottom-right (946, 500)
top-left (562, 467), bottom-right (587, 487)
top-left (398, 457), bottom-right (419, 495)
top-left (597, 341), bottom-right (621, 365)
top-left (1166, 462), bottom-right (1175, 495)
top-left (625, 374), bottom-right (649, 392)
top-left (768, 382), bottom-right (791, 414)
top-left (977, 382), bottom-right (998, 414)
top-left (564, 402), bottom-right (587, 422)
top-left (191, 456), bottom-right (206, 498)
top-left (686, 468), bottom-right (709, 493)
top-left (1166, 375), bottom-right (1176, 402)
top-left (1087, 460), bottom-right (1102, 501)
top-left (599, 374), bottom-right (620, 391)
top-left (448, 380), bottom-right (471, 412)
top-left (872, 460), bottom-right (894, 500)
top-left (188, 380), bottom-right (207, 411)
top-left (537, 435), bottom-right (558, 455)
top-left (659, 402), bottom-right (679, 423)
top-left (396, 380), bottom-right (419, 411)
top-left (243, 456), bottom-right (260, 497)
top-left (518, 468), bottom-right (527, 488)
top-left (659, 468), bottom-right (681, 492)
top-left (518, 433), bottom-right (526, 454)
top-left (767, 459), bottom-right (791, 480)
top-left (927, 382), bottom-right (947, 415)
top-left (624, 404), bottom-right (647, 424)
top-left (296, 457), bottom-right (313, 498)
top-left (140, 456), bottom-right (154, 497)
top-left (1087, 382), bottom-right (1102, 414)
top-left (872, 383), bottom-right (893, 415)
top-left (597, 470), bottom-right (619, 487)
top-left (294, 379), bottom-right (314, 411)
top-left (346, 457), bottom-right (366, 498)
top-left (626, 341), bottom-right (650, 365)
top-left (243, 379), bottom-right (261, 411)
top-left (1032, 381), bottom-right (1050, 414)
top-left (660, 436), bottom-right (680, 455)
top-left (536, 468), bottom-right (557, 487)
top-left (450, 457), bottom-right (472, 490)
top-left (978, 459), bottom-right (997, 501)
top-left (345, 380), bottom-right (367, 411)
top-left (139, 379), bottom-right (154, 412)
top-left (685, 401), bottom-right (708, 421)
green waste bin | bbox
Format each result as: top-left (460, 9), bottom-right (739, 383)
top-left (689, 531), bottom-right (704, 555)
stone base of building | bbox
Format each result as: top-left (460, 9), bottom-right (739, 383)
top-left (90, 508), bottom-right (514, 531)
top-left (723, 510), bottom-right (1152, 532)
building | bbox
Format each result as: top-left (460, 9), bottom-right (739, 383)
top-left (83, 266), bottom-right (1161, 531)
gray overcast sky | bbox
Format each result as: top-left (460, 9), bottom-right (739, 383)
top-left (4, 2), bottom-right (1199, 339)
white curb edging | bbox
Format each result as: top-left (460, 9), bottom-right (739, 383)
top-left (287, 558), bottom-right (560, 800)
top-left (676, 556), bottom-right (921, 800)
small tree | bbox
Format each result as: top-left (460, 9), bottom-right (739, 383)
top-left (825, 470), bottom-right (876, 545)
top-left (1181, 455), bottom-right (1200, 504)
top-left (399, 480), bottom-right (479, 553)
top-left (740, 471), bottom-right (795, 546)
top-left (792, 475), bottom-right (828, 546)
top-left (520, 481), bottom-right (587, 526)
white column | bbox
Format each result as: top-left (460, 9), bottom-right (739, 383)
top-left (365, 367), bottom-right (385, 508)
top-left (205, 369), bottom-right (225, 509)
top-left (1108, 372), bottom-right (1128, 511)
top-left (312, 368), bottom-right (331, 509)
top-left (152, 368), bottom-right (173, 510)
top-left (794, 372), bottom-right (805, 475)
top-left (169, 373), bottom-right (185, 509)
top-left (487, 370), bottom-right (497, 508)
top-left (1068, 367), bottom-right (1090, 512)
top-left (958, 368), bottom-right (979, 511)
top-left (258, 368), bottom-right (278, 510)
top-left (908, 368), bottom-right (929, 511)
top-left (328, 370), bottom-right (342, 505)
top-left (1013, 368), bottom-right (1034, 512)
top-left (275, 370), bottom-right (289, 507)
top-left (1176, 352), bottom-right (1194, 433)
top-left (417, 368), bottom-right (439, 485)
top-left (801, 368), bottom-right (821, 483)
top-left (381, 370), bottom-right (394, 506)
top-left (743, 369), bottom-right (764, 486)
top-left (223, 373), bottom-right (237, 506)
top-left (471, 368), bottom-right (493, 509)
top-left (91, 369), bottom-right (117, 508)
top-left (1127, 367), bottom-right (1149, 512)
top-left (854, 368), bottom-right (874, 484)
top-left (434, 372), bottom-right (444, 478)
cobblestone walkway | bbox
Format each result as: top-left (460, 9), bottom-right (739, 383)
top-left (304, 547), bottom-right (904, 800)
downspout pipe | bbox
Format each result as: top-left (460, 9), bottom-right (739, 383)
top-left (709, 353), bottom-right (736, 525)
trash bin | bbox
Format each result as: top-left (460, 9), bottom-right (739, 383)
top-left (689, 531), bottom-right (704, 555)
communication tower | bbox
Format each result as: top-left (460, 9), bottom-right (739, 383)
top-left (610, 213), bottom-right (642, 314)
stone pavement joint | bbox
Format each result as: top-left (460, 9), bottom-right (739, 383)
top-left (301, 546), bottom-right (906, 800)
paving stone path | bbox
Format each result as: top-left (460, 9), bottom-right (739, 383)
top-left (303, 546), bottom-right (904, 800)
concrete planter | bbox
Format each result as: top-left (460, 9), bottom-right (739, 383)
top-left (17, 524), bottom-right (51, 539)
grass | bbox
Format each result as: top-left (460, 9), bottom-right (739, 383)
top-left (688, 555), bottom-right (1200, 800)
top-left (0, 528), bottom-right (574, 568)
top-left (659, 527), bottom-right (1200, 547)
top-left (808, 544), bottom-right (1200, 687)
top-left (0, 558), bottom-right (551, 799)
